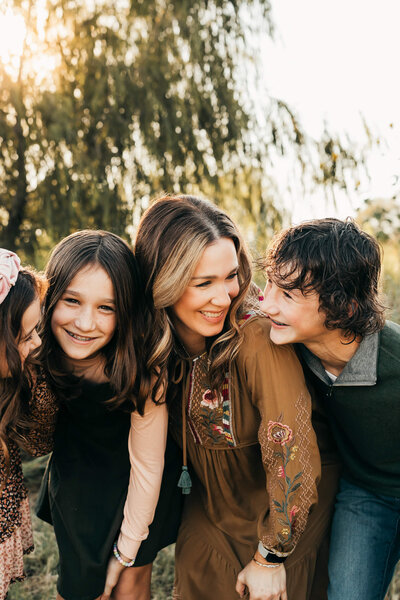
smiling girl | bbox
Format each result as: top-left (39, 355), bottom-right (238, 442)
top-left (134, 196), bottom-right (321, 600)
top-left (36, 231), bottom-right (181, 600)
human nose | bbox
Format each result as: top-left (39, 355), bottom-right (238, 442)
top-left (211, 283), bottom-right (232, 307)
top-left (260, 282), bottom-right (277, 315)
top-left (74, 306), bottom-right (95, 331)
top-left (31, 329), bottom-right (41, 351)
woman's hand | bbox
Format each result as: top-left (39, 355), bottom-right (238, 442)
top-left (100, 555), bottom-right (126, 600)
top-left (236, 559), bottom-right (287, 600)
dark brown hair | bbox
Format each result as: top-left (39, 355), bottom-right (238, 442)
top-left (135, 195), bottom-right (255, 398)
top-left (0, 268), bottom-right (47, 491)
top-left (39, 230), bottom-right (151, 413)
top-left (264, 217), bottom-right (385, 339)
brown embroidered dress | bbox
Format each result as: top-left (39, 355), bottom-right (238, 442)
top-left (171, 314), bottom-right (322, 600)
top-left (0, 371), bottom-right (57, 600)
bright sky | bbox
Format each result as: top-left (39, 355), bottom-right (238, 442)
top-left (261, 0), bottom-right (400, 222)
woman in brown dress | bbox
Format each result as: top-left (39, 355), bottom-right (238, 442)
top-left (134, 196), bottom-right (325, 600)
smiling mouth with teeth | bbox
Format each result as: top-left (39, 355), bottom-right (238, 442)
top-left (201, 311), bottom-right (224, 318)
top-left (66, 330), bottom-right (95, 342)
top-left (269, 317), bottom-right (288, 327)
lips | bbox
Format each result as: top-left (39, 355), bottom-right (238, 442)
top-left (269, 317), bottom-right (288, 327)
top-left (200, 310), bottom-right (224, 319)
top-left (65, 329), bottom-right (96, 342)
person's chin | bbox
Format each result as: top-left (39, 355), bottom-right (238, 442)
top-left (270, 329), bottom-right (291, 346)
top-left (62, 343), bottom-right (98, 361)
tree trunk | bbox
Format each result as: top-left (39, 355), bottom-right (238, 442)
top-left (1, 115), bottom-right (27, 250)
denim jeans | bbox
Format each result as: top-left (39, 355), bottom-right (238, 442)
top-left (328, 478), bottom-right (400, 600)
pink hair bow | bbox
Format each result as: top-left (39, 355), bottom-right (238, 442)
top-left (0, 248), bottom-right (21, 304)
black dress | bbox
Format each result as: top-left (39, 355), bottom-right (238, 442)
top-left (36, 380), bottom-right (183, 600)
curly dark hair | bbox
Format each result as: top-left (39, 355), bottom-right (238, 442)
top-left (264, 218), bottom-right (386, 339)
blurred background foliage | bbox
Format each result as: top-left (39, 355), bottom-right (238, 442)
top-left (1, 0), bottom-right (399, 597)
top-left (1, 0), bottom-right (370, 266)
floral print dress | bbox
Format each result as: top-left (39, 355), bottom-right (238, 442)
top-left (170, 314), bottom-right (321, 600)
top-left (0, 371), bottom-right (57, 599)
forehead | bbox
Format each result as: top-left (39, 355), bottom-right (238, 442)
top-left (267, 260), bottom-right (310, 289)
top-left (193, 238), bottom-right (238, 273)
top-left (268, 268), bottom-right (321, 301)
top-left (66, 265), bottom-right (115, 298)
top-left (70, 264), bottom-right (111, 284)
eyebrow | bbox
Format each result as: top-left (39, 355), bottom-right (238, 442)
top-left (63, 289), bottom-right (116, 304)
top-left (191, 267), bottom-right (239, 280)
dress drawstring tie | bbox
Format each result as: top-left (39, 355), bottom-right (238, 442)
top-left (173, 358), bottom-right (193, 495)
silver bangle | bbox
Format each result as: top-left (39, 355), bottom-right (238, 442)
top-left (252, 558), bottom-right (281, 569)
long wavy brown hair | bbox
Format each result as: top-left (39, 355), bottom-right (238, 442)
top-left (0, 269), bottom-right (47, 493)
top-left (38, 230), bottom-right (152, 414)
top-left (135, 195), bottom-right (257, 400)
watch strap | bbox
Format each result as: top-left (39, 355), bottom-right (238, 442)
top-left (257, 541), bottom-right (286, 564)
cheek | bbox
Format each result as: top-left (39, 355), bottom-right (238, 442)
top-left (173, 291), bottom-right (196, 319)
top-left (51, 304), bottom-right (64, 329)
top-left (19, 344), bottom-right (30, 363)
top-left (230, 280), bottom-right (240, 298)
top-left (102, 315), bottom-right (117, 337)
top-left (51, 307), bottom-right (67, 343)
top-left (172, 303), bottom-right (187, 324)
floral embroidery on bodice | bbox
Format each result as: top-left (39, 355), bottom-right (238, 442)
top-left (185, 312), bottom-right (259, 448)
top-left (186, 354), bottom-right (236, 448)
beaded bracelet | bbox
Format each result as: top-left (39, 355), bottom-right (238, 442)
top-left (113, 542), bottom-right (136, 567)
top-left (252, 558), bottom-right (281, 569)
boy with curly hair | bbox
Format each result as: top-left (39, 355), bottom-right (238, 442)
top-left (261, 218), bottom-right (400, 600)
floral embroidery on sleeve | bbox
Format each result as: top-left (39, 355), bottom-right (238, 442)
top-left (267, 416), bottom-right (302, 549)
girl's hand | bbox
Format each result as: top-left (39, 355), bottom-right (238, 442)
top-left (235, 560), bottom-right (287, 600)
top-left (100, 556), bottom-right (126, 600)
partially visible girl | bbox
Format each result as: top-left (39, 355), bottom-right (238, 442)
top-left (36, 231), bottom-right (182, 600)
top-left (0, 249), bottom-right (57, 600)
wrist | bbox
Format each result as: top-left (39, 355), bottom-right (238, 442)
top-left (254, 550), bottom-right (281, 566)
top-left (113, 542), bottom-right (135, 567)
top-left (119, 550), bottom-right (133, 563)
top-left (252, 556), bottom-right (283, 569)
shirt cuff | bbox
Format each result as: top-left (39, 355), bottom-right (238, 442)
top-left (117, 532), bottom-right (144, 560)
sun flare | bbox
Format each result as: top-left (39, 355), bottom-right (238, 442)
top-left (0, 10), bottom-right (26, 66)
top-left (0, 5), bottom-right (61, 86)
